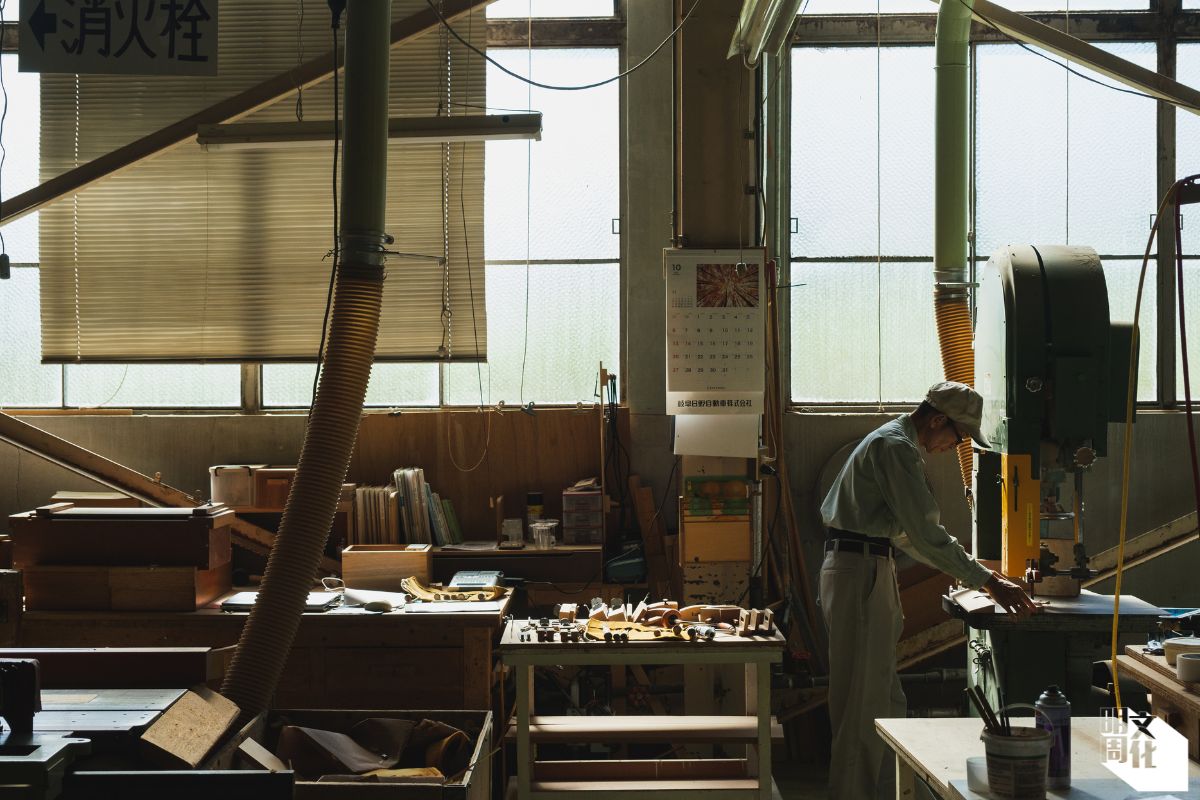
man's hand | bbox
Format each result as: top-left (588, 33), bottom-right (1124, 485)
top-left (982, 570), bottom-right (1039, 617)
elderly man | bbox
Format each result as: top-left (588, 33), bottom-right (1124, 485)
top-left (820, 380), bottom-right (1037, 800)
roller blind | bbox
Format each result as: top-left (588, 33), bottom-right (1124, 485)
top-left (39, 1), bottom-right (487, 363)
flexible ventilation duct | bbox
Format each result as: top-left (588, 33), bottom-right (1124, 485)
top-left (934, 0), bottom-right (976, 491)
top-left (222, 0), bottom-right (392, 721)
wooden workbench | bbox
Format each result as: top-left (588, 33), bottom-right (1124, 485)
top-left (16, 591), bottom-right (512, 710)
top-left (500, 621), bottom-right (784, 800)
top-left (877, 716), bottom-right (1200, 799)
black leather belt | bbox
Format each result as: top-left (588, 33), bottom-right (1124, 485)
top-left (825, 528), bottom-right (894, 558)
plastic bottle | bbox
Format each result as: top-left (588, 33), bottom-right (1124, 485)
top-left (1036, 684), bottom-right (1071, 789)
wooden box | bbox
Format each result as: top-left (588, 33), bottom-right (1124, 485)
top-left (253, 467), bottom-right (297, 511)
top-left (23, 562), bottom-right (232, 611)
top-left (10, 505), bottom-right (233, 569)
top-left (212, 709), bottom-right (492, 800)
top-left (681, 561), bottom-right (750, 605)
top-left (341, 544), bottom-right (432, 590)
top-left (679, 514), bottom-right (751, 563)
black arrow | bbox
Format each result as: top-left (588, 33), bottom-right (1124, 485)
top-left (28, 0), bottom-right (57, 52)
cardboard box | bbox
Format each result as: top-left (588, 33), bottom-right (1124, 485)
top-left (341, 544), bottom-right (432, 590)
top-left (23, 562), bottom-right (232, 611)
top-left (679, 515), bottom-right (751, 563)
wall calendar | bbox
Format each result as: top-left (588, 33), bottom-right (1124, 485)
top-left (664, 248), bottom-right (766, 415)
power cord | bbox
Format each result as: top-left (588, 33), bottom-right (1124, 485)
top-left (424, 0), bottom-right (703, 92)
top-left (310, 0), bottom-right (347, 412)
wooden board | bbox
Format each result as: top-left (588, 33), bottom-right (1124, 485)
top-left (513, 715), bottom-right (781, 743)
top-left (140, 685), bottom-right (240, 769)
top-left (10, 514), bottom-right (232, 569)
top-left (534, 759), bottom-right (747, 781)
top-left (1126, 645), bottom-right (1200, 689)
top-left (0, 647), bottom-right (230, 688)
top-left (23, 563), bottom-right (232, 611)
top-left (1116, 653), bottom-right (1200, 759)
top-left (682, 561), bottom-right (750, 605)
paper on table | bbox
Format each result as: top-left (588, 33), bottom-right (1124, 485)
top-left (405, 600), bottom-right (505, 613)
top-left (673, 413), bottom-right (760, 458)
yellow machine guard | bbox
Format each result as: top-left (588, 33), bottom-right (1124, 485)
top-left (1000, 452), bottom-right (1041, 578)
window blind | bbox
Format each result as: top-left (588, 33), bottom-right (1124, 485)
top-left (39, 1), bottom-right (487, 363)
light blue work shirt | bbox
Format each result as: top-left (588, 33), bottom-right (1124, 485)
top-left (820, 415), bottom-right (993, 590)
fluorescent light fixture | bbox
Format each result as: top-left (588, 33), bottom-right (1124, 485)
top-left (197, 113), bottom-right (542, 151)
top-left (728, 0), bottom-right (805, 68)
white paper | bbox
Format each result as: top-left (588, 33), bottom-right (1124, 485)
top-left (673, 413), bottom-right (760, 458)
top-left (342, 587), bottom-right (409, 610)
top-left (404, 600), bottom-right (506, 613)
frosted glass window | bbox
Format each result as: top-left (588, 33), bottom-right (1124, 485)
top-left (801, 0), bottom-right (1143, 9)
top-left (65, 364), bottom-right (240, 407)
top-left (977, 42), bottom-right (1156, 258)
top-left (444, 263), bottom-right (619, 406)
top-left (485, 49), bottom-right (619, 262)
top-left (0, 269), bottom-right (62, 407)
top-left (0, 56), bottom-right (39, 264)
top-left (791, 261), bottom-right (941, 403)
top-left (487, 0), bottom-right (614, 18)
top-left (1102, 260), bottom-right (1156, 402)
top-left (263, 363), bottom-right (440, 408)
top-left (792, 46), bottom-right (934, 258)
top-left (1174, 45), bottom-right (1200, 402)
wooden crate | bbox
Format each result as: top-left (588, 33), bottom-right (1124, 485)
top-left (681, 561), bottom-right (750, 605)
top-left (679, 515), bottom-right (751, 563)
top-left (341, 544), bottom-right (432, 590)
top-left (9, 506), bottom-right (233, 569)
top-left (211, 709), bottom-right (492, 800)
top-left (253, 467), bottom-right (298, 510)
top-left (23, 562), bottom-right (232, 611)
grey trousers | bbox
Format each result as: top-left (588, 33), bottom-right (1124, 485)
top-left (820, 548), bottom-right (907, 800)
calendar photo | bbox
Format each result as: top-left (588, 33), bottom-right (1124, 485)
top-left (664, 248), bottom-right (766, 415)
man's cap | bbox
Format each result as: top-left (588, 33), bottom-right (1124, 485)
top-left (925, 381), bottom-right (990, 448)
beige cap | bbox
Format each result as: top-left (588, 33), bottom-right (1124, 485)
top-left (925, 381), bottom-right (990, 448)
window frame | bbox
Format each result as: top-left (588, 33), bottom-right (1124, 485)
top-left (1, 9), bottom-right (625, 413)
top-left (786, 1), bottom-right (1200, 410)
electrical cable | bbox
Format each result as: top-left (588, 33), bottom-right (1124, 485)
top-left (736, 471), bottom-right (782, 605)
top-left (310, 2), bottom-right (345, 413)
top-left (1174, 187), bottom-right (1200, 527)
top-left (959, 0), bottom-right (1200, 114)
top-left (1109, 180), bottom-right (1177, 710)
top-left (424, 0), bottom-right (703, 93)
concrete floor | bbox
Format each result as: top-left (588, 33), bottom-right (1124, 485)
top-left (773, 762), bottom-right (829, 800)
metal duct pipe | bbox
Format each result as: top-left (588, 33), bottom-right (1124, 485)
top-left (222, 0), bottom-right (392, 722)
top-left (934, 0), bottom-right (976, 491)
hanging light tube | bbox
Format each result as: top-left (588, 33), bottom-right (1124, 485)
top-left (197, 112), bottom-right (541, 151)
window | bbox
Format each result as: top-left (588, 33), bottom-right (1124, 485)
top-left (790, 46), bottom-right (942, 403)
top-left (445, 47), bottom-right (620, 407)
top-left (790, 24), bottom-right (1166, 404)
top-left (487, 0), bottom-right (615, 19)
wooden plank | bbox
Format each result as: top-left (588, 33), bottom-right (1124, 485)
top-left (513, 715), bottom-right (783, 743)
top-left (10, 514), bottom-right (232, 569)
top-left (534, 760), bottom-right (747, 781)
top-left (139, 685), bottom-right (240, 769)
top-left (1126, 645), bottom-right (1200, 688)
top-left (23, 563), bottom-right (232, 611)
top-left (463, 628), bottom-right (493, 710)
top-left (531, 779), bottom-right (759, 792)
top-left (1115, 655), bottom-right (1200, 760)
top-left (0, 570), bottom-right (21, 646)
top-left (0, 0), bottom-right (490, 225)
top-left (0, 647), bottom-right (223, 688)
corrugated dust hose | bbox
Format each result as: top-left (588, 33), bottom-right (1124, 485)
top-left (936, 298), bottom-right (975, 491)
top-left (221, 275), bottom-right (383, 721)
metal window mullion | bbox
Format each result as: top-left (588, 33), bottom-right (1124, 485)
top-left (1160, 0), bottom-right (1179, 409)
top-left (241, 363), bottom-right (262, 414)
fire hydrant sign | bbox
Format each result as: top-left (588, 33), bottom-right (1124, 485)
top-left (19, 0), bottom-right (218, 76)
top-left (664, 247), bottom-right (765, 415)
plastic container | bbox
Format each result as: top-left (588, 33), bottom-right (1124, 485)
top-left (530, 519), bottom-right (559, 549)
top-left (982, 726), bottom-right (1053, 799)
top-left (502, 518), bottom-right (524, 545)
top-left (1035, 685), bottom-right (1071, 789)
top-left (1177, 652), bottom-right (1200, 682)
